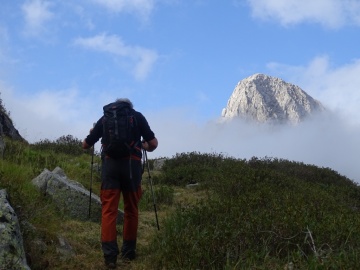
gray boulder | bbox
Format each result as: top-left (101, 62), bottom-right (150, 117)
top-left (31, 167), bottom-right (123, 223)
top-left (0, 189), bottom-right (31, 270)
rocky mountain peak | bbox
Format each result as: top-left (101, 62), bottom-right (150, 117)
top-left (221, 73), bottom-right (325, 124)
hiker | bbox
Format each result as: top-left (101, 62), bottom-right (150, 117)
top-left (82, 98), bottom-right (158, 268)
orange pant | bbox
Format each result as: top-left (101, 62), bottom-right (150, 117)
top-left (101, 187), bottom-right (142, 242)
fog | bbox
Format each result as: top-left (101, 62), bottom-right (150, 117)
top-left (148, 109), bottom-right (360, 184)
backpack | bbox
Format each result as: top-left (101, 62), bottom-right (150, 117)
top-left (102, 102), bottom-right (138, 159)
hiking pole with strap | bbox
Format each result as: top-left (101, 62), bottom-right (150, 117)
top-left (143, 149), bottom-right (160, 230)
top-left (88, 142), bottom-right (95, 219)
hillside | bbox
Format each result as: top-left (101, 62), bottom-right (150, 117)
top-left (1, 139), bottom-right (360, 269)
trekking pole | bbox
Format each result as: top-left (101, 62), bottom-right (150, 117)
top-left (88, 122), bottom-right (96, 219)
top-left (143, 149), bottom-right (160, 230)
top-left (88, 143), bottom-right (95, 219)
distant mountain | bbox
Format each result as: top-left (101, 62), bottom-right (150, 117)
top-left (221, 74), bottom-right (325, 124)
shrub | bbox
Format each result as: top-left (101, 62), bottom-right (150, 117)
top-left (31, 135), bottom-right (84, 156)
top-left (141, 184), bottom-right (174, 211)
top-left (157, 152), bottom-right (237, 186)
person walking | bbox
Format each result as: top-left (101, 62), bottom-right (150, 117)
top-left (82, 98), bottom-right (158, 269)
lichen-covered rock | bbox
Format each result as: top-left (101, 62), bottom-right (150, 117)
top-left (0, 189), bottom-right (31, 270)
top-left (31, 167), bottom-right (123, 223)
top-left (56, 235), bottom-right (75, 260)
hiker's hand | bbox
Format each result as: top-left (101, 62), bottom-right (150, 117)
top-left (82, 140), bottom-right (91, 149)
top-left (142, 138), bottom-right (158, 152)
top-left (142, 141), bottom-right (149, 150)
top-left (89, 128), bottom-right (93, 134)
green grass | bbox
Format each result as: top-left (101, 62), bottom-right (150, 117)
top-left (1, 139), bottom-right (360, 269)
top-left (148, 153), bottom-right (360, 269)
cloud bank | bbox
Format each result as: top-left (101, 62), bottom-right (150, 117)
top-left (149, 109), bottom-right (360, 184)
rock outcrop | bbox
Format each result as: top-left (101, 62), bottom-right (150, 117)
top-left (0, 189), bottom-right (31, 270)
top-left (31, 167), bottom-right (124, 223)
top-left (0, 103), bottom-right (25, 141)
top-left (0, 100), bottom-right (26, 158)
top-left (222, 73), bottom-right (325, 124)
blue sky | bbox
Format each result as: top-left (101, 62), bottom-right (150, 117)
top-left (1, 0), bottom-right (360, 182)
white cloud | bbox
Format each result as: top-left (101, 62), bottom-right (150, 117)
top-left (267, 56), bottom-right (360, 125)
top-left (73, 33), bottom-right (158, 80)
top-left (91, 0), bottom-right (155, 19)
top-left (301, 57), bottom-right (360, 120)
top-left (246, 0), bottom-right (360, 28)
top-left (21, 0), bottom-right (54, 36)
top-left (0, 84), bottom-right (99, 142)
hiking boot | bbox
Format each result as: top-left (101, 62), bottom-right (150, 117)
top-left (104, 255), bottom-right (117, 269)
top-left (105, 262), bottom-right (116, 269)
top-left (121, 250), bottom-right (136, 261)
top-left (121, 240), bottom-right (136, 261)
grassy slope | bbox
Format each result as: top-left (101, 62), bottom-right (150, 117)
top-left (1, 139), bottom-right (360, 269)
